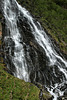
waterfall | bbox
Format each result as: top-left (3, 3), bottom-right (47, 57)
top-left (1, 0), bottom-right (67, 99)
top-left (3, 0), bottom-right (30, 81)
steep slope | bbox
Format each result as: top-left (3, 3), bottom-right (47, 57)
top-left (0, 64), bottom-right (40, 100)
top-left (17, 0), bottom-right (67, 55)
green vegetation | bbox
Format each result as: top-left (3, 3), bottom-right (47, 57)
top-left (52, 0), bottom-right (67, 8)
top-left (17, 0), bottom-right (67, 54)
top-left (0, 63), bottom-right (40, 100)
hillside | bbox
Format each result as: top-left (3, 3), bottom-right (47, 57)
top-left (0, 64), bottom-right (40, 100)
top-left (17, 0), bottom-right (67, 55)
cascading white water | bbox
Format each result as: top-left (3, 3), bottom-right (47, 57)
top-left (3, 0), bottom-right (67, 99)
top-left (3, 0), bottom-right (29, 82)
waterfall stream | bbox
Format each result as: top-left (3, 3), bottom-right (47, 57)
top-left (1, 0), bottom-right (67, 99)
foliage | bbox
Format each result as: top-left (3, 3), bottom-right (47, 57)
top-left (52, 0), bottom-right (67, 8)
top-left (0, 64), bottom-right (40, 100)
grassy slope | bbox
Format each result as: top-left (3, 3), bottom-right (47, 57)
top-left (17, 0), bottom-right (67, 54)
top-left (0, 63), bottom-right (40, 100)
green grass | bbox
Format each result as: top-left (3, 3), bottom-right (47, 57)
top-left (0, 63), bottom-right (40, 100)
top-left (17, 0), bottom-right (67, 54)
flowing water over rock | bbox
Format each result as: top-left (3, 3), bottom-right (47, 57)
top-left (1, 0), bottom-right (67, 99)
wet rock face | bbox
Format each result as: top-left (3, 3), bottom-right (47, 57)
top-left (17, 16), bottom-right (35, 44)
top-left (16, 15), bottom-right (66, 87)
top-left (1, 18), bottom-right (16, 74)
top-left (64, 89), bottom-right (67, 96)
top-left (57, 88), bottom-right (67, 100)
top-left (0, 0), bottom-right (6, 15)
top-left (17, 15), bottom-right (48, 84)
top-left (0, 1), bottom-right (2, 12)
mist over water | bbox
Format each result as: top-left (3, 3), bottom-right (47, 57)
top-left (2, 0), bottom-right (67, 99)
